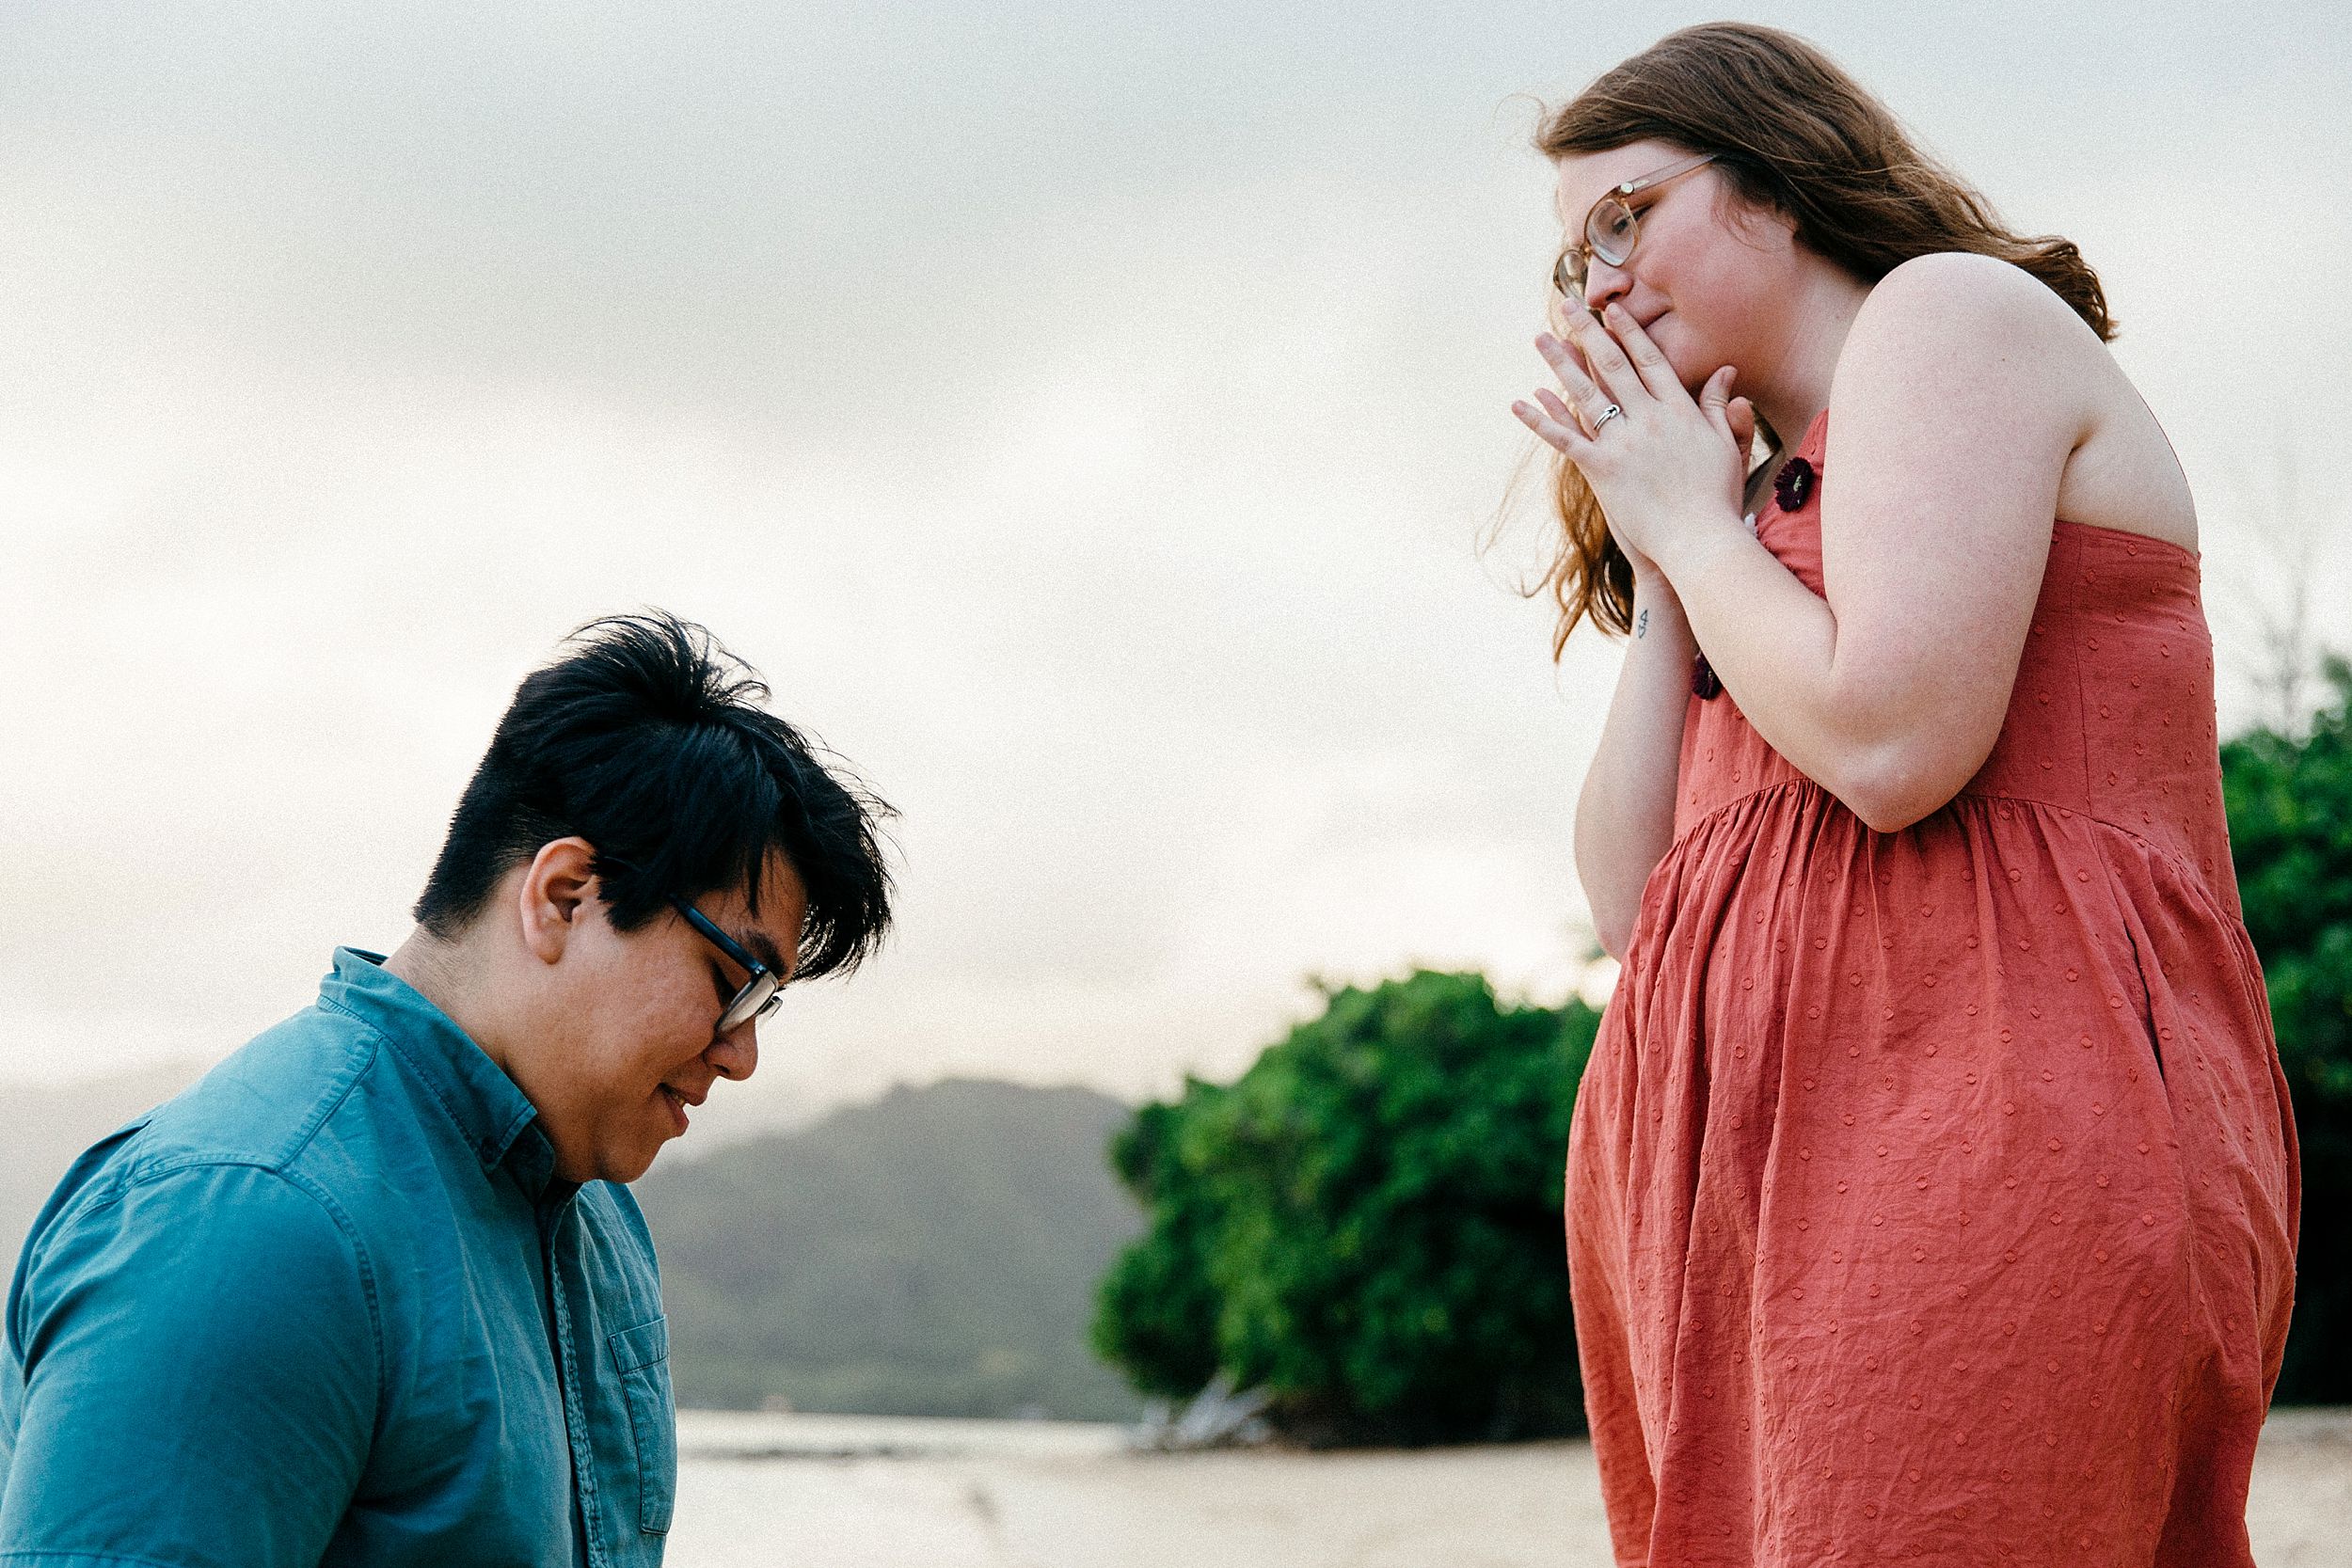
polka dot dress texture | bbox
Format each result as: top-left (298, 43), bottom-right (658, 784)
top-left (1563, 411), bottom-right (2299, 1567)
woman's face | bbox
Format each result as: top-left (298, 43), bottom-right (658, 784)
top-left (1552, 139), bottom-right (1797, 395)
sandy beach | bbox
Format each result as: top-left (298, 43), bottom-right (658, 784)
top-left (667, 1406), bottom-right (2352, 1566)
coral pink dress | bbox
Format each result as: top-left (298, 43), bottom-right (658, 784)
top-left (1564, 409), bottom-right (2299, 1566)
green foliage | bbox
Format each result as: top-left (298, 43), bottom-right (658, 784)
top-left (1098, 661), bottom-right (2352, 1435)
top-left (1093, 971), bottom-right (1601, 1444)
top-left (639, 1080), bottom-right (1146, 1419)
top-left (2221, 655), bottom-right (2352, 1404)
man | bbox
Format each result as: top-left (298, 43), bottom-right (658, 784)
top-left (0, 612), bottom-right (892, 1566)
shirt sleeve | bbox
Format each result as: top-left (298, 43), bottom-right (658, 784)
top-left (0, 1162), bottom-right (380, 1567)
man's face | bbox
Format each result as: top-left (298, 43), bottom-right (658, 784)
top-left (530, 847), bottom-right (807, 1184)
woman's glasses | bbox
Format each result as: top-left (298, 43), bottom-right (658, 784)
top-left (1552, 151), bottom-right (1717, 304)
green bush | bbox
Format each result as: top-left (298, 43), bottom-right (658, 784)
top-left (1093, 971), bottom-right (1601, 1444)
top-left (1097, 663), bottom-right (2348, 1439)
top-left (2221, 655), bottom-right (2352, 1404)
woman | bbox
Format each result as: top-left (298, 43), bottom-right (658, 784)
top-left (1509, 24), bottom-right (2296, 1567)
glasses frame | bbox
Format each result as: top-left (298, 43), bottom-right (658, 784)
top-left (1552, 151), bottom-right (1718, 304)
top-left (588, 852), bottom-right (789, 1033)
top-left (668, 896), bottom-right (786, 1034)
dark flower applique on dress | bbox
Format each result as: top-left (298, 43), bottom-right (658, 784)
top-left (1692, 651), bottom-right (1723, 700)
top-left (1695, 451), bottom-right (1821, 700)
top-left (1773, 455), bottom-right (1817, 514)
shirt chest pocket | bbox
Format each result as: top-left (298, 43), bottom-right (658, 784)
top-left (607, 1315), bottom-right (676, 1535)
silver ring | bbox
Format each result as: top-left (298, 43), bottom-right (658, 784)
top-left (1591, 403), bottom-right (1625, 431)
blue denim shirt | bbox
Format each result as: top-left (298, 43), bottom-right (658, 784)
top-left (0, 949), bottom-right (675, 1567)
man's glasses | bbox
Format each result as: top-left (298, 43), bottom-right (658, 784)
top-left (1551, 151), bottom-right (1717, 304)
top-left (668, 898), bottom-right (785, 1034)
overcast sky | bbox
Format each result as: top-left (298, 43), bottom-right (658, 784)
top-left (3, 1), bottom-right (2345, 1141)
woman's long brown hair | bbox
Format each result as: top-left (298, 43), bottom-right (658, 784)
top-left (1531, 22), bottom-right (2114, 655)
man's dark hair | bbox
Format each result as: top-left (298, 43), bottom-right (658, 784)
top-left (413, 611), bottom-right (893, 980)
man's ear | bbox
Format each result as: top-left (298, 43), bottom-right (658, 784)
top-left (516, 837), bottom-right (601, 966)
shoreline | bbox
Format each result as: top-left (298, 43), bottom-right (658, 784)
top-left (665, 1406), bottom-right (2352, 1567)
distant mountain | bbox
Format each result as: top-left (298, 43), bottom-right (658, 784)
top-left (634, 1078), bottom-right (1148, 1421)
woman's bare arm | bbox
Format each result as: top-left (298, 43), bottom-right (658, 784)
top-left (1575, 571), bottom-right (1696, 961)
top-left (1648, 256), bottom-right (2085, 831)
top-left (1526, 254), bottom-right (2091, 833)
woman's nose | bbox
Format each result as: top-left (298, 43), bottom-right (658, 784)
top-left (1581, 259), bottom-right (1634, 315)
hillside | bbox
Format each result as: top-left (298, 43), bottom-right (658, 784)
top-left (635, 1078), bottom-right (1147, 1420)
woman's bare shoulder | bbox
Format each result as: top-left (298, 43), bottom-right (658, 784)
top-left (1851, 252), bottom-right (2103, 367)
top-left (1831, 252), bottom-right (2103, 479)
top-left (1832, 254), bottom-right (2092, 462)
top-left (1839, 253), bottom-right (2195, 555)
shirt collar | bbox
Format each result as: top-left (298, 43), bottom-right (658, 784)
top-left (320, 947), bottom-right (559, 1194)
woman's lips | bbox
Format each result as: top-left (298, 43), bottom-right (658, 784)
top-left (660, 1085), bottom-right (690, 1133)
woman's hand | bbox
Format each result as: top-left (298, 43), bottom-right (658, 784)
top-left (1512, 304), bottom-right (1756, 578)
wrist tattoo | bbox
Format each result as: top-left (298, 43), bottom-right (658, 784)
top-left (1636, 608), bottom-right (1648, 640)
